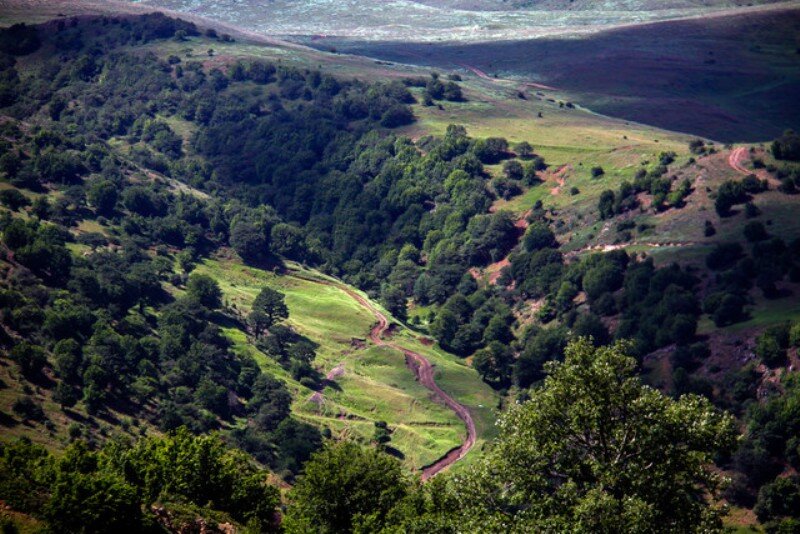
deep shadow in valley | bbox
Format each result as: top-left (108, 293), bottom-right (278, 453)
top-left (300, 7), bottom-right (800, 142)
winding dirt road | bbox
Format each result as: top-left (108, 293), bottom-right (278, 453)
top-left (728, 146), bottom-right (752, 175)
top-left (728, 146), bottom-right (779, 186)
top-left (290, 271), bottom-right (476, 480)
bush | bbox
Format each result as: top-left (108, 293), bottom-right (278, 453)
top-left (186, 273), bottom-right (222, 309)
top-left (772, 130), bottom-right (800, 161)
top-left (706, 243), bottom-right (743, 271)
top-left (744, 221), bottom-right (769, 242)
top-left (0, 189), bottom-right (29, 211)
top-left (12, 396), bottom-right (44, 421)
top-left (755, 332), bottom-right (786, 368)
top-left (754, 476), bottom-right (800, 522)
top-left (715, 180), bottom-right (748, 216)
top-left (523, 221), bottom-right (557, 252)
top-left (380, 105), bottom-right (414, 128)
top-left (583, 262), bottom-right (624, 300)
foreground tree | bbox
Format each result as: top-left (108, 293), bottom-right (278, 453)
top-left (449, 339), bottom-right (736, 532)
top-left (283, 441), bottom-right (410, 533)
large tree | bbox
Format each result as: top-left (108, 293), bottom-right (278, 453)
top-left (248, 287), bottom-right (289, 336)
top-left (283, 441), bottom-right (410, 533)
top-left (450, 339), bottom-right (736, 532)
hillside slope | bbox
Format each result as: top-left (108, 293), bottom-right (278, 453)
top-left (1, 7), bottom-right (799, 532)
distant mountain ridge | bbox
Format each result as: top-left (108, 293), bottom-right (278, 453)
top-left (128, 0), bottom-right (800, 41)
top-left (411, 0), bottom-right (786, 11)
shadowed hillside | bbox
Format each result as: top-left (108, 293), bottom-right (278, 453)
top-left (306, 6), bottom-right (800, 142)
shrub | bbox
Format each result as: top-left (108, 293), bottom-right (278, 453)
top-left (0, 189), bottom-right (29, 211)
top-left (12, 396), bottom-right (44, 421)
top-left (772, 130), bottom-right (800, 161)
top-left (744, 221), bottom-right (769, 242)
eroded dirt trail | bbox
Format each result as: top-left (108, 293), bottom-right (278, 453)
top-left (291, 271), bottom-right (476, 480)
top-left (728, 146), bottom-right (780, 186)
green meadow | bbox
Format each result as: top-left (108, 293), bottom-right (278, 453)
top-left (195, 256), bottom-right (498, 471)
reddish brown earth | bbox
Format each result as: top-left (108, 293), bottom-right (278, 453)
top-left (291, 272), bottom-right (476, 480)
top-left (548, 164), bottom-right (570, 195)
top-left (728, 146), bottom-right (780, 186)
top-left (470, 209), bottom-right (533, 285)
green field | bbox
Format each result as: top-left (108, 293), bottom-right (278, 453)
top-left (194, 256), bottom-right (498, 471)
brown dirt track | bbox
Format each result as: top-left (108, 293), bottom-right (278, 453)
top-left (289, 270), bottom-right (476, 480)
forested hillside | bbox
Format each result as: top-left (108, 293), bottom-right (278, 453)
top-left (0, 11), bottom-right (799, 533)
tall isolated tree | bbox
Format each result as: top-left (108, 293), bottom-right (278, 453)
top-left (449, 339), bottom-right (736, 532)
top-left (248, 287), bottom-right (289, 336)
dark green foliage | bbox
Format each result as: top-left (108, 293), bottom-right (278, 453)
top-left (598, 189), bottom-right (615, 219)
top-left (522, 221), bottom-right (557, 252)
top-left (53, 381), bottom-right (79, 409)
top-left (472, 341), bottom-right (513, 388)
top-left (87, 180), bottom-right (118, 215)
top-left (248, 287), bottom-right (289, 335)
top-left (572, 313), bottom-right (610, 345)
top-left (1, 431), bottom-right (279, 532)
top-left (270, 223), bottom-right (306, 261)
top-left (451, 340), bottom-right (736, 532)
top-left (755, 476), bottom-right (800, 522)
top-left (706, 243), bottom-right (743, 271)
top-left (744, 221), bottom-right (769, 242)
top-left (616, 260), bottom-right (699, 354)
top-left (284, 441), bottom-right (410, 534)
top-left (502, 159), bottom-right (524, 180)
top-left (515, 325), bottom-right (569, 388)
top-left (473, 137), bottom-right (509, 164)
top-left (704, 291), bottom-right (747, 327)
top-left (715, 180), bottom-right (750, 216)
top-left (0, 24), bottom-right (40, 56)
top-left (12, 396), bottom-right (45, 421)
top-left (772, 130), bottom-right (800, 161)
top-left (9, 341), bottom-right (47, 378)
top-left (381, 284), bottom-right (408, 321)
top-left (590, 166), bottom-right (604, 178)
top-left (755, 324), bottom-right (790, 368)
top-left (583, 259), bottom-right (624, 300)
top-left (515, 141), bottom-right (533, 159)
top-left (380, 105), bottom-right (414, 128)
top-left (186, 273), bottom-right (222, 309)
top-left (121, 186), bottom-right (165, 217)
top-left (430, 292), bottom-right (512, 356)
top-left (0, 189), bottom-right (29, 211)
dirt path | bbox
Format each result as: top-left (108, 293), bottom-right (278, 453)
top-left (728, 146), bottom-right (751, 175)
top-left (460, 63), bottom-right (557, 91)
top-left (564, 240), bottom-right (698, 259)
top-left (728, 146), bottom-right (780, 186)
top-left (308, 363), bottom-right (345, 404)
top-left (290, 271), bottom-right (476, 480)
top-left (548, 164), bottom-right (570, 195)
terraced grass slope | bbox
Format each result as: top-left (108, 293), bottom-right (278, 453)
top-left (193, 256), bottom-right (498, 472)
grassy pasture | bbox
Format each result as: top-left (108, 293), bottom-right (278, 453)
top-left (195, 256), bottom-right (498, 471)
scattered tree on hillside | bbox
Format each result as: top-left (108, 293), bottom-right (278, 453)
top-left (248, 287), bottom-right (289, 336)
